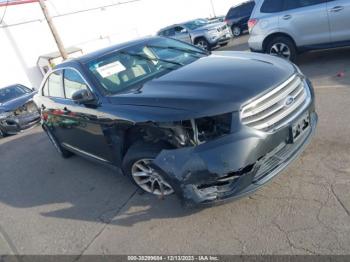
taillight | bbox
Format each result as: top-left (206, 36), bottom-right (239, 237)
top-left (248, 18), bottom-right (258, 30)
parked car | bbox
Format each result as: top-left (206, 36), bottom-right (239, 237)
top-left (0, 84), bottom-right (40, 137)
top-left (207, 16), bottom-right (225, 23)
top-left (34, 36), bottom-right (317, 206)
top-left (248, 0), bottom-right (350, 61)
top-left (157, 19), bottom-right (232, 51)
top-left (225, 0), bottom-right (255, 37)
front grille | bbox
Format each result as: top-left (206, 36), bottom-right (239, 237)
top-left (241, 74), bottom-right (309, 131)
top-left (217, 25), bottom-right (227, 32)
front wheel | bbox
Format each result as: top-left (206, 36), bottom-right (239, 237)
top-left (123, 143), bottom-right (175, 196)
top-left (0, 128), bottom-right (6, 138)
top-left (266, 36), bottom-right (297, 62)
top-left (195, 38), bottom-right (210, 51)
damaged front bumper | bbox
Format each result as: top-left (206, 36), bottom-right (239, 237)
top-left (153, 103), bottom-right (318, 207)
top-left (0, 112), bottom-right (40, 135)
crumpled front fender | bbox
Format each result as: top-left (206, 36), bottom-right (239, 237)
top-left (152, 128), bottom-right (276, 205)
top-left (152, 110), bottom-right (317, 206)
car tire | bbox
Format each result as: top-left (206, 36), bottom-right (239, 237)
top-left (194, 38), bottom-right (211, 51)
top-left (122, 142), bottom-right (175, 196)
top-left (266, 36), bottom-right (297, 62)
top-left (43, 126), bottom-right (73, 159)
top-left (231, 25), bottom-right (242, 37)
top-left (0, 128), bottom-right (6, 138)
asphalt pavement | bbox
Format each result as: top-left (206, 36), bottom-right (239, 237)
top-left (0, 35), bottom-right (349, 256)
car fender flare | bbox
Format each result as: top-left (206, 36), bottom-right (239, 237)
top-left (262, 32), bottom-right (297, 52)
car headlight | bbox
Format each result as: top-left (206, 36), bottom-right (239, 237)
top-left (0, 112), bottom-right (13, 120)
top-left (294, 65), bottom-right (304, 77)
top-left (143, 114), bottom-right (233, 149)
top-left (190, 113), bottom-right (232, 144)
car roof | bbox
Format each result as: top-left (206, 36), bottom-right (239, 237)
top-left (57, 36), bottom-right (160, 67)
top-left (229, 0), bottom-right (255, 10)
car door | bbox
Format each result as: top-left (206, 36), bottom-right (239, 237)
top-left (40, 70), bottom-right (68, 144)
top-left (59, 68), bottom-right (115, 163)
top-left (173, 26), bottom-right (192, 44)
top-left (327, 0), bottom-right (350, 43)
top-left (279, 0), bottom-right (330, 47)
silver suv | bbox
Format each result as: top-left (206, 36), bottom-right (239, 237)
top-left (248, 0), bottom-right (350, 61)
top-left (158, 19), bottom-right (232, 51)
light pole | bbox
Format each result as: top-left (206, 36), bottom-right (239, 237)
top-left (38, 0), bottom-right (68, 60)
top-left (210, 0), bottom-right (216, 18)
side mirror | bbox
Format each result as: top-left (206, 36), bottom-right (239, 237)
top-left (180, 28), bottom-right (188, 34)
top-left (72, 89), bottom-right (95, 104)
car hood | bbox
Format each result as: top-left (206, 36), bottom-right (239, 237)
top-left (108, 52), bottom-right (296, 120)
top-left (0, 92), bottom-right (36, 113)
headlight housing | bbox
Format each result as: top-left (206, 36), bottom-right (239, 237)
top-left (207, 29), bottom-right (219, 38)
top-left (189, 113), bottom-right (232, 144)
top-left (294, 64), bottom-right (304, 77)
top-left (146, 114), bottom-right (233, 149)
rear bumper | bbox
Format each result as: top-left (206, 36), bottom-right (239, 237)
top-left (153, 81), bottom-right (317, 207)
top-left (248, 34), bottom-right (264, 52)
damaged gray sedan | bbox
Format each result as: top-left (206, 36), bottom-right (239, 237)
top-left (34, 37), bottom-right (318, 206)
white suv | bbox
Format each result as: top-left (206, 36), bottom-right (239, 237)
top-left (248, 0), bottom-right (350, 61)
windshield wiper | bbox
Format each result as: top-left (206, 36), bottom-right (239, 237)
top-left (119, 51), bottom-right (184, 67)
top-left (147, 45), bottom-right (210, 56)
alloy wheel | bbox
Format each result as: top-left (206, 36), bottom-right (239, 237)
top-left (131, 159), bottom-right (174, 196)
top-left (196, 40), bottom-right (209, 51)
top-left (269, 43), bottom-right (291, 59)
top-left (232, 26), bottom-right (241, 37)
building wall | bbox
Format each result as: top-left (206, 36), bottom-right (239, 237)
top-left (0, 0), bottom-right (244, 89)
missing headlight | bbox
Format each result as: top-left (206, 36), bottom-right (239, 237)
top-left (192, 113), bottom-right (232, 144)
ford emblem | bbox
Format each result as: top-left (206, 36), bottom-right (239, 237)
top-left (284, 96), bottom-right (295, 107)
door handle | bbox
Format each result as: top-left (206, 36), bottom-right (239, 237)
top-left (282, 15), bottom-right (292, 20)
top-left (330, 6), bottom-right (344, 12)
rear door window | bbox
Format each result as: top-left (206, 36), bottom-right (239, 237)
top-left (261, 0), bottom-right (284, 13)
top-left (174, 26), bottom-right (186, 34)
top-left (241, 2), bottom-right (255, 15)
top-left (45, 70), bottom-right (64, 98)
